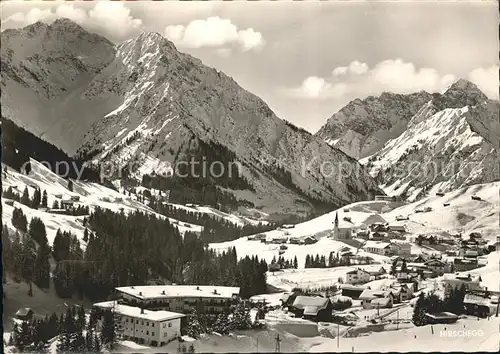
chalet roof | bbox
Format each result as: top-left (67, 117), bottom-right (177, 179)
top-left (463, 294), bottom-right (490, 306)
top-left (363, 241), bottom-right (391, 250)
top-left (115, 285), bottom-right (240, 300)
top-left (362, 214), bottom-right (388, 226)
top-left (363, 265), bottom-right (386, 274)
top-left (15, 308), bottom-right (33, 316)
top-left (371, 297), bottom-right (392, 307)
top-left (340, 284), bottom-right (366, 291)
top-left (292, 296), bottom-right (330, 310)
top-left (346, 268), bottom-right (370, 275)
top-left (424, 312), bottom-right (458, 320)
top-left (94, 301), bottom-right (185, 321)
top-left (359, 289), bottom-right (392, 300)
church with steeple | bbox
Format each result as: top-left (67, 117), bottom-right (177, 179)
top-left (332, 212), bottom-right (352, 240)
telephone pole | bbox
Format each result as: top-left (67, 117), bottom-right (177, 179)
top-left (275, 333), bottom-right (281, 352)
top-left (337, 323), bottom-right (340, 348)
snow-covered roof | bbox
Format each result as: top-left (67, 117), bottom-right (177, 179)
top-left (292, 296), bottom-right (330, 310)
top-left (359, 289), bottom-right (392, 300)
top-left (363, 241), bottom-right (391, 249)
top-left (93, 301), bottom-right (185, 322)
top-left (463, 294), bottom-right (490, 306)
top-left (15, 308), bottom-right (33, 316)
top-left (115, 285), bottom-right (240, 300)
top-left (362, 214), bottom-right (388, 226)
top-left (371, 297), bottom-right (392, 307)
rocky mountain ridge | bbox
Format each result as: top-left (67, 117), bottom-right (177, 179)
top-left (1, 19), bottom-right (382, 216)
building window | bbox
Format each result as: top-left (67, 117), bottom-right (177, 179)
top-left (152, 323), bottom-right (155, 327)
top-left (151, 332), bottom-right (154, 337)
top-left (163, 323), bottom-right (166, 328)
top-left (146, 321), bottom-right (149, 326)
top-left (142, 321), bottom-right (144, 325)
top-left (164, 333), bottom-right (168, 337)
top-left (168, 323), bottom-right (172, 328)
top-left (136, 320), bottom-right (139, 324)
top-left (147, 331), bottom-right (149, 335)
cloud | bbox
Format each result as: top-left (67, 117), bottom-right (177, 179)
top-left (2, 3), bottom-right (143, 42)
top-left (468, 65), bottom-right (499, 99)
top-left (332, 60), bottom-right (369, 76)
top-left (286, 76), bottom-right (347, 100)
top-left (164, 16), bottom-right (264, 52)
top-left (289, 59), bottom-right (460, 100)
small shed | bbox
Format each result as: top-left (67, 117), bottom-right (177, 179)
top-left (16, 308), bottom-right (34, 321)
top-left (424, 312), bottom-right (459, 324)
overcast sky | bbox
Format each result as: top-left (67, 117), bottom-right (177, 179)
top-left (1, 0), bottom-right (498, 133)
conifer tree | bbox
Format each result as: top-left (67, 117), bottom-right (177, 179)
top-left (32, 188), bottom-right (41, 209)
top-left (20, 187), bottom-right (31, 206)
top-left (293, 256), bottom-right (298, 269)
top-left (42, 190), bottom-right (48, 208)
top-left (412, 293), bottom-right (427, 326)
top-left (68, 180), bottom-right (74, 192)
top-left (34, 242), bottom-right (51, 289)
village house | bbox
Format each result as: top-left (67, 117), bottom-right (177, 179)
top-left (424, 312), bottom-right (458, 325)
top-left (390, 283), bottom-right (414, 302)
top-left (5, 199), bottom-right (14, 206)
top-left (15, 308), bottom-right (34, 321)
top-left (356, 230), bottom-right (370, 239)
top-left (363, 241), bottom-right (392, 256)
top-left (363, 214), bottom-right (388, 227)
top-left (424, 259), bottom-right (452, 276)
top-left (388, 225), bottom-right (407, 234)
top-left (363, 265), bottom-right (387, 280)
top-left (453, 257), bottom-right (480, 272)
top-left (390, 242), bottom-right (412, 257)
top-left (463, 294), bottom-right (494, 318)
top-left (359, 289), bottom-right (394, 309)
top-left (443, 274), bottom-right (482, 293)
top-left (302, 236), bottom-right (318, 245)
top-left (332, 212), bottom-right (352, 240)
top-left (345, 268), bottom-right (371, 285)
top-left (340, 285), bottom-right (366, 299)
top-left (288, 237), bottom-right (301, 244)
top-left (115, 285), bottom-right (240, 314)
top-left (93, 301), bottom-right (185, 346)
top-left (60, 200), bottom-right (74, 209)
top-left (247, 234), bottom-right (266, 241)
top-left (370, 232), bottom-right (387, 241)
top-left (289, 296), bottom-right (333, 322)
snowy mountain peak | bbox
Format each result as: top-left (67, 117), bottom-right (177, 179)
top-left (445, 78), bottom-right (482, 95)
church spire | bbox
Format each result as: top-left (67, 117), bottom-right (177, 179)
top-left (334, 212), bottom-right (339, 227)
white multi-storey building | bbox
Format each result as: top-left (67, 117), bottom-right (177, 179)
top-left (93, 301), bottom-right (185, 346)
top-left (115, 285), bottom-right (240, 313)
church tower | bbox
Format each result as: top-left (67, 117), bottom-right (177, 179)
top-left (333, 212), bottom-right (339, 239)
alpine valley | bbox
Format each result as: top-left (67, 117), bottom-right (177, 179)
top-left (1, 19), bottom-right (381, 218)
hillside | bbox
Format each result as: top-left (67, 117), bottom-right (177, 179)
top-left (315, 91), bottom-right (432, 159)
top-left (362, 99), bottom-right (499, 201)
top-left (1, 19), bottom-right (382, 217)
top-left (209, 181), bottom-right (500, 270)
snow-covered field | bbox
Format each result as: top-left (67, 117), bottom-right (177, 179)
top-left (307, 316), bottom-right (500, 352)
top-left (2, 159), bottom-right (263, 246)
top-left (210, 181), bottom-right (500, 267)
top-left (210, 235), bottom-right (390, 271)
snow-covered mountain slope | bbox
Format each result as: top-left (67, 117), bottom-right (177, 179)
top-left (383, 181), bottom-right (500, 240)
top-left (3, 158), bottom-right (269, 246)
top-left (1, 19), bottom-right (382, 216)
top-left (0, 19), bottom-right (117, 152)
top-left (209, 181), bottom-right (500, 267)
top-left (315, 91), bottom-right (432, 159)
top-left (361, 96), bottom-right (499, 201)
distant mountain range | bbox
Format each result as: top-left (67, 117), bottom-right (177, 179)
top-left (316, 79), bottom-right (500, 201)
top-left (1, 19), bottom-right (381, 217)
